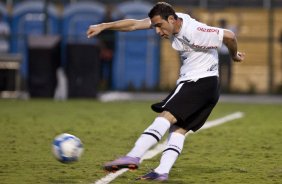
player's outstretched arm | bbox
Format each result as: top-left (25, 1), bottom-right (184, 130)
top-left (223, 29), bottom-right (245, 62)
top-left (87, 18), bottom-right (151, 38)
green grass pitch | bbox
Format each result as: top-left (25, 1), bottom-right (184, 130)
top-left (0, 99), bottom-right (281, 184)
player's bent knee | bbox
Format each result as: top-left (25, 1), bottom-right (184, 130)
top-left (169, 125), bottom-right (188, 135)
top-left (158, 111), bottom-right (177, 124)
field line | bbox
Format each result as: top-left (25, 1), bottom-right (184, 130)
top-left (93, 111), bottom-right (244, 184)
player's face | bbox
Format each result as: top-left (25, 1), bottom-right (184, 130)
top-left (151, 15), bottom-right (175, 39)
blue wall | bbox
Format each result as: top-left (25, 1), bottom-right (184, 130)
top-left (112, 1), bottom-right (160, 90)
top-left (10, 1), bottom-right (60, 78)
top-left (5, 1), bottom-right (160, 91)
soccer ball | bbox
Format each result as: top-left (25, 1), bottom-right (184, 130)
top-left (52, 133), bottom-right (83, 163)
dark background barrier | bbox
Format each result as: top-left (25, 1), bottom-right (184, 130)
top-left (28, 35), bottom-right (60, 97)
top-left (66, 44), bottom-right (100, 98)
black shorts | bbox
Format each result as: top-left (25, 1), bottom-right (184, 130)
top-left (151, 76), bottom-right (220, 132)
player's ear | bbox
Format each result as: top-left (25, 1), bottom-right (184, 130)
top-left (168, 15), bottom-right (175, 24)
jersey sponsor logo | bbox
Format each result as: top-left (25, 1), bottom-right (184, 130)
top-left (191, 43), bottom-right (218, 49)
top-left (176, 35), bottom-right (218, 51)
top-left (177, 36), bottom-right (218, 50)
top-left (197, 27), bottom-right (219, 34)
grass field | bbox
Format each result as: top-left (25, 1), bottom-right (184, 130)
top-left (0, 99), bottom-right (281, 184)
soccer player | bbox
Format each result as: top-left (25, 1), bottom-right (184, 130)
top-left (87, 2), bottom-right (245, 181)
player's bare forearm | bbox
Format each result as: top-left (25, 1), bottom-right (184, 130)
top-left (223, 29), bottom-right (245, 62)
top-left (87, 18), bottom-right (151, 38)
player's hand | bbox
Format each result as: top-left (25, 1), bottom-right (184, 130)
top-left (87, 24), bottom-right (103, 38)
top-left (232, 51), bottom-right (245, 62)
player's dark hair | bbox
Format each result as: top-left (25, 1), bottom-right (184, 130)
top-left (148, 2), bottom-right (178, 21)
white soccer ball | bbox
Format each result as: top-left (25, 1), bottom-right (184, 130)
top-left (52, 133), bottom-right (83, 163)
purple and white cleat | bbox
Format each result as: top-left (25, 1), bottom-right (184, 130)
top-left (136, 171), bottom-right (169, 181)
top-left (104, 156), bottom-right (140, 172)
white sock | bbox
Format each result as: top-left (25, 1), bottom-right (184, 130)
top-left (154, 132), bottom-right (185, 174)
top-left (127, 117), bottom-right (171, 158)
